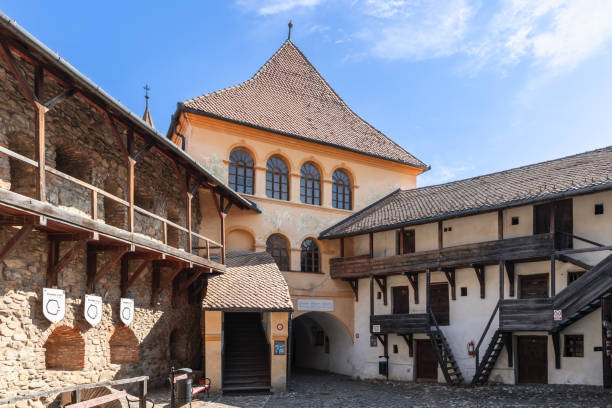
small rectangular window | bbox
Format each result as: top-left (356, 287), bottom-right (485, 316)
top-left (567, 271), bottom-right (585, 285)
top-left (564, 334), bottom-right (584, 357)
top-left (511, 216), bottom-right (519, 225)
top-left (460, 287), bottom-right (468, 296)
top-left (595, 204), bottom-right (604, 215)
top-left (393, 344), bottom-right (398, 354)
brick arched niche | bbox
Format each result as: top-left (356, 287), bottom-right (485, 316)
top-left (44, 326), bottom-right (85, 370)
top-left (5, 131), bottom-right (36, 197)
top-left (169, 329), bottom-right (188, 362)
top-left (109, 326), bottom-right (139, 364)
top-left (103, 178), bottom-right (127, 229)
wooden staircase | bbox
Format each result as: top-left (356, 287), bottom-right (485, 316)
top-left (427, 310), bottom-right (464, 385)
top-left (471, 330), bottom-right (505, 385)
top-left (222, 313), bottom-right (271, 392)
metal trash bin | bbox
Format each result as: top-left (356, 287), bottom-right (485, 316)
top-left (172, 367), bottom-right (193, 407)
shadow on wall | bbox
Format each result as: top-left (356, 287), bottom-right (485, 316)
top-left (292, 312), bottom-right (353, 376)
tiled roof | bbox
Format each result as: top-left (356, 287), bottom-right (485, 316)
top-left (181, 40), bottom-right (427, 168)
top-left (202, 251), bottom-right (293, 311)
top-left (320, 146), bottom-right (612, 238)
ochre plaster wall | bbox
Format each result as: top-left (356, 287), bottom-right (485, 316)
top-left (203, 311), bottom-right (222, 391)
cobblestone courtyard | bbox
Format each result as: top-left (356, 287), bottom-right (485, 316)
top-left (147, 369), bottom-right (612, 407)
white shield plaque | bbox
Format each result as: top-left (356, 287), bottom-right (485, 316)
top-left (372, 324), bottom-right (381, 333)
top-left (43, 288), bottom-right (65, 323)
top-left (84, 295), bottom-right (102, 327)
top-left (120, 298), bottom-right (134, 326)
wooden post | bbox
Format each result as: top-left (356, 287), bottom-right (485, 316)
top-left (602, 297), bottom-right (612, 388)
top-left (139, 379), bottom-right (147, 408)
top-left (369, 232), bottom-right (374, 258)
top-left (162, 221), bottom-right (167, 245)
top-left (438, 221), bottom-right (443, 249)
top-left (35, 102), bottom-right (46, 202)
top-left (426, 269), bottom-right (431, 312)
top-left (552, 332), bottom-right (561, 369)
top-left (498, 210), bottom-right (504, 240)
top-left (550, 254), bottom-right (556, 297)
top-left (46, 239), bottom-right (59, 288)
top-left (499, 260), bottom-right (504, 300)
top-left (369, 274), bottom-right (374, 316)
top-left (91, 190), bottom-right (98, 220)
top-left (399, 227), bottom-right (405, 255)
top-left (550, 203), bottom-right (556, 249)
top-left (86, 244), bottom-right (96, 293)
top-left (186, 192), bottom-right (193, 254)
top-left (340, 237), bottom-right (345, 258)
top-left (220, 212), bottom-right (226, 264)
top-left (128, 158), bottom-right (135, 233)
top-left (120, 256), bottom-right (129, 298)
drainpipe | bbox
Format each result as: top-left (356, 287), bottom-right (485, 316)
top-left (286, 311), bottom-right (293, 382)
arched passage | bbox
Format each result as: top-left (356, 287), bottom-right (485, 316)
top-left (291, 312), bottom-right (353, 376)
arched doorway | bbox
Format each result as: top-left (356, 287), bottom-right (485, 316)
top-left (291, 312), bottom-right (353, 376)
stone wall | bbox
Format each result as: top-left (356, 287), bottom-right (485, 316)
top-left (0, 227), bottom-right (202, 406)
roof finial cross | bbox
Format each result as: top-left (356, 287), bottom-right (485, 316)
top-left (288, 20), bottom-right (293, 40)
top-left (143, 84), bottom-right (150, 108)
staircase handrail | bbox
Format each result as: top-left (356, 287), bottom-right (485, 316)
top-left (474, 299), bottom-right (501, 370)
top-left (427, 308), bottom-right (447, 365)
top-left (556, 231), bottom-right (608, 249)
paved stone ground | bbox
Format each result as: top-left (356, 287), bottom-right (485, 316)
top-left (146, 369), bottom-right (612, 407)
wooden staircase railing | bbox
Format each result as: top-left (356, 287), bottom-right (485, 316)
top-left (427, 309), bottom-right (464, 385)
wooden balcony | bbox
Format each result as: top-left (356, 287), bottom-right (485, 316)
top-left (370, 313), bottom-right (430, 334)
top-left (330, 233), bottom-right (555, 279)
top-left (499, 298), bottom-right (553, 331)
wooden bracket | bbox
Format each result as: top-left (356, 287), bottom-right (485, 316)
top-left (121, 257), bottom-right (154, 297)
top-left (47, 239), bottom-right (85, 288)
top-left (178, 268), bottom-right (204, 293)
top-left (87, 245), bottom-right (129, 292)
top-left (472, 264), bottom-right (486, 299)
top-left (222, 201), bottom-right (233, 215)
top-left (44, 88), bottom-right (76, 111)
top-left (152, 261), bottom-right (185, 306)
top-left (401, 334), bottom-right (414, 357)
top-left (552, 332), bottom-right (561, 369)
top-left (443, 268), bottom-right (456, 300)
top-left (374, 276), bottom-right (387, 306)
top-left (505, 261), bottom-right (515, 297)
top-left (344, 279), bottom-right (358, 302)
top-left (131, 140), bottom-right (154, 162)
top-left (375, 334), bottom-right (389, 357)
top-left (405, 272), bottom-right (419, 304)
top-left (0, 224), bottom-right (34, 263)
top-left (103, 111), bottom-right (129, 161)
top-left (0, 39), bottom-right (35, 105)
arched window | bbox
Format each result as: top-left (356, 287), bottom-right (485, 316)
top-left (266, 156), bottom-right (289, 200)
top-left (266, 234), bottom-right (289, 271)
top-left (301, 238), bottom-right (320, 273)
top-left (332, 169), bottom-right (352, 210)
top-left (300, 163), bottom-right (321, 205)
top-left (229, 149), bottom-right (254, 194)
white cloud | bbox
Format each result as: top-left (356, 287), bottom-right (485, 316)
top-left (237, 0), bottom-right (326, 15)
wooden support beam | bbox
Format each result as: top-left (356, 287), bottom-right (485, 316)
top-left (90, 247), bottom-right (129, 291)
top-left (0, 224), bottom-right (33, 263)
top-left (46, 239), bottom-right (59, 288)
top-left (344, 279), bottom-right (358, 302)
top-left (399, 227), bottom-right (405, 255)
top-left (438, 221), bottom-right (443, 249)
top-left (443, 268), bottom-right (456, 300)
top-left (369, 274), bottom-right (374, 316)
top-left (132, 141), bottom-right (154, 162)
top-left (340, 237), bottom-right (345, 258)
top-left (406, 272), bottom-right (419, 304)
top-left (48, 240), bottom-right (84, 288)
top-left (369, 232), bottom-right (374, 258)
top-left (472, 264), bottom-right (486, 299)
top-left (123, 259), bottom-right (153, 297)
top-left (0, 39), bottom-right (36, 105)
top-left (157, 263), bottom-right (185, 298)
top-left (505, 261), bottom-right (515, 297)
top-left (551, 254), bottom-right (556, 297)
top-left (104, 112), bottom-right (129, 161)
top-left (44, 88), bottom-right (76, 111)
top-left (35, 101), bottom-right (46, 201)
top-left (151, 261), bottom-right (161, 306)
top-left (499, 260), bottom-right (504, 300)
top-left (127, 157), bottom-right (135, 233)
top-left (401, 334), bottom-right (414, 357)
top-left (374, 276), bottom-right (387, 306)
top-left (504, 332), bottom-right (513, 367)
top-left (0, 215), bottom-right (38, 226)
top-left (138, 379), bottom-right (147, 408)
top-left (186, 192), bottom-right (193, 254)
top-left (178, 268), bottom-right (204, 294)
top-left (426, 269), bottom-right (431, 311)
top-left (498, 209), bottom-right (504, 240)
top-left (552, 332), bottom-right (561, 369)
top-left (120, 256), bottom-right (129, 298)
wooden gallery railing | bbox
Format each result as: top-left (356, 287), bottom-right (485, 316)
top-left (0, 144), bottom-right (223, 260)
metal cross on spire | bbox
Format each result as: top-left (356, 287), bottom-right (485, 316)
top-left (288, 20), bottom-right (293, 40)
top-left (143, 84), bottom-right (151, 108)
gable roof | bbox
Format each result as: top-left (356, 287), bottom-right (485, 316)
top-left (202, 251), bottom-right (293, 312)
top-left (180, 40), bottom-right (427, 169)
top-left (320, 146), bottom-right (612, 239)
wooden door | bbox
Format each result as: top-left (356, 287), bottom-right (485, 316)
top-left (517, 336), bottom-right (548, 384)
top-left (534, 203), bottom-right (552, 235)
top-left (416, 339), bottom-right (438, 380)
top-left (396, 229), bottom-right (416, 254)
top-left (519, 274), bottom-right (549, 299)
top-left (392, 286), bottom-right (410, 314)
top-left (555, 199), bottom-right (573, 249)
top-left (430, 283), bottom-right (449, 325)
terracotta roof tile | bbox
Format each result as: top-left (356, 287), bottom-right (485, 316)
top-left (202, 251), bottom-right (293, 311)
top-left (320, 146), bottom-right (612, 238)
top-left (181, 40), bottom-right (426, 168)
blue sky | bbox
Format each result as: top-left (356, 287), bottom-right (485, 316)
top-left (4, 1), bottom-right (612, 186)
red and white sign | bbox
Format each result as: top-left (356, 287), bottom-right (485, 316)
top-left (276, 323), bottom-right (284, 331)
top-left (553, 309), bottom-right (562, 321)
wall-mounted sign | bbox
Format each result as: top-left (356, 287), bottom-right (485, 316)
top-left (43, 288), bottom-right (65, 323)
top-left (84, 295), bottom-right (102, 327)
top-left (274, 340), bottom-right (285, 355)
top-left (276, 323), bottom-right (284, 331)
top-left (372, 324), bottom-right (381, 333)
top-left (120, 298), bottom-right (134, 325)
top-left (553, 309), bottom-right (562, 321)
top-left (297, 299), bottom-right (334, 312)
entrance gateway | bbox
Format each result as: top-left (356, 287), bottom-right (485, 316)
top-left (517, 336), bottom-right (548, 384)
top-left (416, 339), bottom-right (438, 380)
